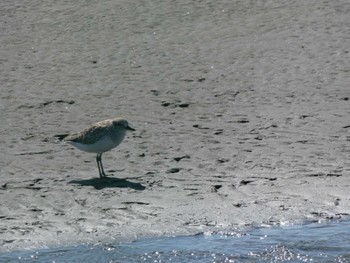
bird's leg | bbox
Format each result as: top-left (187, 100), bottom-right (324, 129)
top-left (96, 153), bottom-right (105, 179)
top-left (96, 153), bottom-right (102, 178)
top-left (99, 152), bottom-right (106, 178)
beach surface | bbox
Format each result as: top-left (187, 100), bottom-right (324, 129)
top-left (0, 0), bottom-right (349, 251)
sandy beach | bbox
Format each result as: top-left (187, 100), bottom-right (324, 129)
top-left (0, 0), bottom-right (349, 252)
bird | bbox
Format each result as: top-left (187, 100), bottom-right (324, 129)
top-left (55, 118), bottom-right (135, 178)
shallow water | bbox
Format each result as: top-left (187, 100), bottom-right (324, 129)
top-left (2, 220), bottom-right (350, 263)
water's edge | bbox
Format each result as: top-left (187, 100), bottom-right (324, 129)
top-left (2, 219), bottom-right (350, 262)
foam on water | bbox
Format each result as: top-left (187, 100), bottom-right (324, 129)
top-left (2, 220), bottom-right (350, 263)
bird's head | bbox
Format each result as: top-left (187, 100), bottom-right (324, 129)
top-left (112, 118), bottom-right (135, 131)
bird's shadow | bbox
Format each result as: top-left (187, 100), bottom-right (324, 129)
top-left (68, 177), bottom-right (146, 190)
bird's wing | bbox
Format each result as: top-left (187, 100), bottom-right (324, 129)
top-left (65, 125), bottom-right (110, 144)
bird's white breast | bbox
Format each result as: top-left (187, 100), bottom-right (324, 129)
top-left (68, 136), bottom-right (118, 153)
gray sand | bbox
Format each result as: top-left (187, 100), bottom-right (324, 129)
top-left (0, 0), bottom-right (349, 251)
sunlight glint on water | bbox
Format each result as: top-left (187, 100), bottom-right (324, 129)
top-left (1, 220), bottom-right (350, 262)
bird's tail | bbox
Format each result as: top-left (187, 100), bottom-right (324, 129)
top-left (54, 134), bottom-right (69, 141)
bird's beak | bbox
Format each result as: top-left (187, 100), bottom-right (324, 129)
top-left (127, 125), bottom-right (135, 131)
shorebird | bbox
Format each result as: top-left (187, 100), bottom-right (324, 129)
top-left (55, 118), bottom-right (135, 178)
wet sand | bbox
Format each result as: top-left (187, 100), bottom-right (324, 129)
top-left (0, 0), bottom-right (349, 251)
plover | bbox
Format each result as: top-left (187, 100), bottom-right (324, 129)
top-left (55, 118), bottom-right (135, 178)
